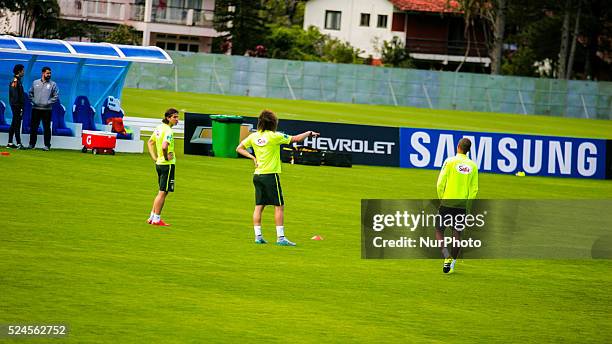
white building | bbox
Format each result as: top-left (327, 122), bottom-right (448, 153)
top-left (11, 0), bottom-right (220, 53)
top-left (304, 0), bottom-right (399, 58)
top-left (304, 0), bottom-right (490, 68)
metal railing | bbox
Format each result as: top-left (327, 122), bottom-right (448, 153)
top-left (59, 0), bottom-right (129, 21)
top-left (129, 4), bottom-right (214, 27)
top-left (59, 1), bottom-right (213, 27)
top-left (131, 3), bottom-right (145, 21)
top-left (406, 37), bottom-right (488, 57)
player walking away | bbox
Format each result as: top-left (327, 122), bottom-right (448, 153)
top-left (236, 110), bottom-right (319, 246)
top-left (436, 138), bottom-right (479, 274)
top-left (147, 108), bottom-right (179, 226)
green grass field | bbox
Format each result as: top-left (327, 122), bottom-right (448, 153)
top-left (1, 89), bottom-right (611, 343)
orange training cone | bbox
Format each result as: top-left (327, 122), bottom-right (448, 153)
top-left (311, 235), bottom-right (323, 240)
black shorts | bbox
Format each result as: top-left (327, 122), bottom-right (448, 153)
top-left (253, 173), bottom-right (284, 206)
top-left (436, 205), bottom-right (466, 231)
top-left (156, 164), bottom-right (175, 192)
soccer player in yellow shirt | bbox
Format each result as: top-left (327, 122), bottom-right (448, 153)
top-left (147, 108), bottom-right (179, 226)
top-left (436, 138), bottom-right (479, 273)
top-left (236, 110), bottom-right (319, 246)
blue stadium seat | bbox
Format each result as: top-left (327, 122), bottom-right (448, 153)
top-left (72, 95), bottom-right (97, 131)
top-left (0, 100), bottom-right (10, 132)
top-left (51, 102), bottom-right (72, 136)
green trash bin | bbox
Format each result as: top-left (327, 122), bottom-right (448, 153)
top-left (210, 115), bottom-right (243, 158)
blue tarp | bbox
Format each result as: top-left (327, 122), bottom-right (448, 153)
top-left (0, 36), bottom-right (172, 122)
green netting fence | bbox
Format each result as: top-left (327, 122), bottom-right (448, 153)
top-left (125, 51), bottom-right (612, 120)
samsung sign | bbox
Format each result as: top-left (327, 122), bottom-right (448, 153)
top-left (186, 113), bottom-right (610, 179)
top-left (400, 128), bottom-right (608, 179)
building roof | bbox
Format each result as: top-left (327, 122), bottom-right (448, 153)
top-left (390, 0), bottom-right (460, 13)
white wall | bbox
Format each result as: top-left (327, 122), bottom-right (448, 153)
top-left (304, 0), bottom-right (405, 58)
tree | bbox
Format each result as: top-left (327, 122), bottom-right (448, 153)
top-left (452, 0), bottom-right (506, 74)
top-left (0, 0), bottom-right (25, 11)
top-left (214, 0), bottom-right (269, 55)
top-left (557, 0), bottom-right (571, 79)
top-left (379, 36), bottom-right (414, 68)
top-left (321, 37), bottom-right (361, 64)
top-left (502, 0), bottom-right (610, 80)
top-left (265, 25), bottom-right (361, 63)
top-left (12, 0), bottom-right (59, 37)
top-left (2, 0), bottom-right (96, 40)
top-left (262, 0), bottom-right (306, 27)
top-left (106, 25), bottom-right (139, 45)
top-left (490, 0), bottom-right (507, 75)
top-left (579, 0), bottom-right (612, 80)
top-left (501, 46), bottom-right (537, 76)
top-left (266, 25), bottom-right (324, 60)
top-left (566, 0), bottom-right (581, 79)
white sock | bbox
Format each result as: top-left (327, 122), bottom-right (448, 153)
top-left (153, 214), bottom-right (161, 223)
top-left (450, 259), bottom-right (457, 269)
top-left (276, 226), bottom-right (285, 238)
top-left (254, 225), bottom-right (262, 237)
top-left (149, 212), bottom-right (155, 220)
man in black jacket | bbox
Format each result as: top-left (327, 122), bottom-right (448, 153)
top-left (7, 64), bottom-right (25, 149)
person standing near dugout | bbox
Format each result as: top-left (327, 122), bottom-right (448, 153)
top-left (147, 108), bottom-right (179, 227)
top-left (436, 138), bottom-right (479, 274)
top-left (236, 110), bottom-right (319, 246)
top-left (7, 64), bottom-right (25, 149)
top-left (28, 66), bottom-right (59, 151)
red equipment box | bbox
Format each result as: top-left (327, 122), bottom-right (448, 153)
top-left (81, 130), bottom-right (117, 155)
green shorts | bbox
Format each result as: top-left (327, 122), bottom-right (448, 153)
top-left (156, 164), bottom-right (175, 192)
top-left (253, 173), bottom-right (284, 206)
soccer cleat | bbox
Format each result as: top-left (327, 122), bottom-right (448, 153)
top-left (449, 259), bottom-right (457, 274)
top-left (442, 258), bottom-right (452, 273)
top-left (42, 146), bottom-right (50, 151)
top-left (27, 145), bottom-right (35, 149)
top-left (147, 218), bottom-right (152, 224)
top-left (151, 219), bottom-right (170, 226)
top-left (16, 144), bottom-right (25, 150)
top-left (276, 237), bottom-right (296, 246)
top-left (255, 237), bottom-right (268, 244)
top-left (6, 143), bottom-right (16, 148)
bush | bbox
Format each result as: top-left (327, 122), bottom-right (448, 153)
top-left (380, 36), bottom-right (414, 68)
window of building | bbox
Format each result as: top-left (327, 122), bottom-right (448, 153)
top-left (325, 10), bottom-right (341, 30)
top-left (377, 14), bottom-right (388, 28)
top-left (360, 13), bottom-right (370, 27)
top-left (155, 35), bottom-right (200, 52)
